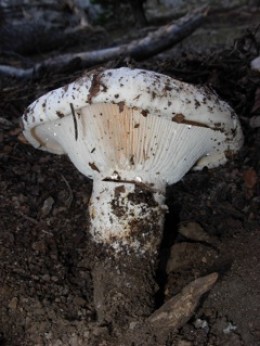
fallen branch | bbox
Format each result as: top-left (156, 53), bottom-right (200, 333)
top-left (0, 8), bottom-right (207, 79)
top-left (0, 21), bottom-right (103, 55)
top-left (0, 64), bottom-right (34, 79)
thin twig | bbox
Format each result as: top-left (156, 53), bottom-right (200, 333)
top-left (70, 103), bottom-right (78, 141)
top-left (19, 211), bottom-right (39, 225)
top-left (61, 174), bottom-right (74, 208)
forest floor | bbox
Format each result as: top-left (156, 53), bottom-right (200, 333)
top-left (0, 4), bottom-right (260, 346)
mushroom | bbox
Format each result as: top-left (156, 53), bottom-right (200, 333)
top-left (22, 67), bottom-right (243, 327)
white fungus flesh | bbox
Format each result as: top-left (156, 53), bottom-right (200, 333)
top-left (22, 67), bottom-right (244, 250)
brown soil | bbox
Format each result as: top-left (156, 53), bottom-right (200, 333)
top-left (0, 6), bottom-right (260, 346)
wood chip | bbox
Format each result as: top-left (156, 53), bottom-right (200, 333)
top-left (146, 273), bottom-right (218, 336)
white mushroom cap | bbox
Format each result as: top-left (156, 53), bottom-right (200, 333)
top-left (22, 67), bottom-right (243, 191)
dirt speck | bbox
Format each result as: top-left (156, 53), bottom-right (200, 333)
top-left (88, 162), bottom-right (100, 172)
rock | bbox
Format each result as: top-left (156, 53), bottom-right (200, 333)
top-left (166, 242), bottom-right (218, 274)
top-left (250, 56), bottom-right (260, 72)
top-left (194, 318), bottom-right (209, 334)
top-left (69, 333), bottom-right (79, 346)
top-left (8, 297), bottom-right (18, 310)
top-left (178, 222), bottom-right (217, 244)
top-left (176, 340), bottom-right (193, 346)
top-left (73, 296), bottom-right (87, 307)
top-left (32, 240), bottom-right (47, 254)
top-left (249, 116), bottom-right (260, 128)
top-left (42, 274), bottom-right (50, 282)
top-left (0, 117), bottom-right (13, 129)
top-left (40, 196), bottom-right (54, 217)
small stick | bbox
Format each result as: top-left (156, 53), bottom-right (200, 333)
top-left (70, 103), bottom-right (78, 141)
top-left (61, 174), bottom-right (74, 208)
top-left (19, 211), bottom-right (39, 225)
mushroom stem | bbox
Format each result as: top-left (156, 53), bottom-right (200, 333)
top-left (89, 180), bottom-right (168, 324)
top-left (92, 251), bottom-right (159, 326)
top-left (89, 180), bottom-right (167, 252)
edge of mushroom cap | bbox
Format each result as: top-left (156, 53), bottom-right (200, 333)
top-left (22, 67), bottom-right (243, 156)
